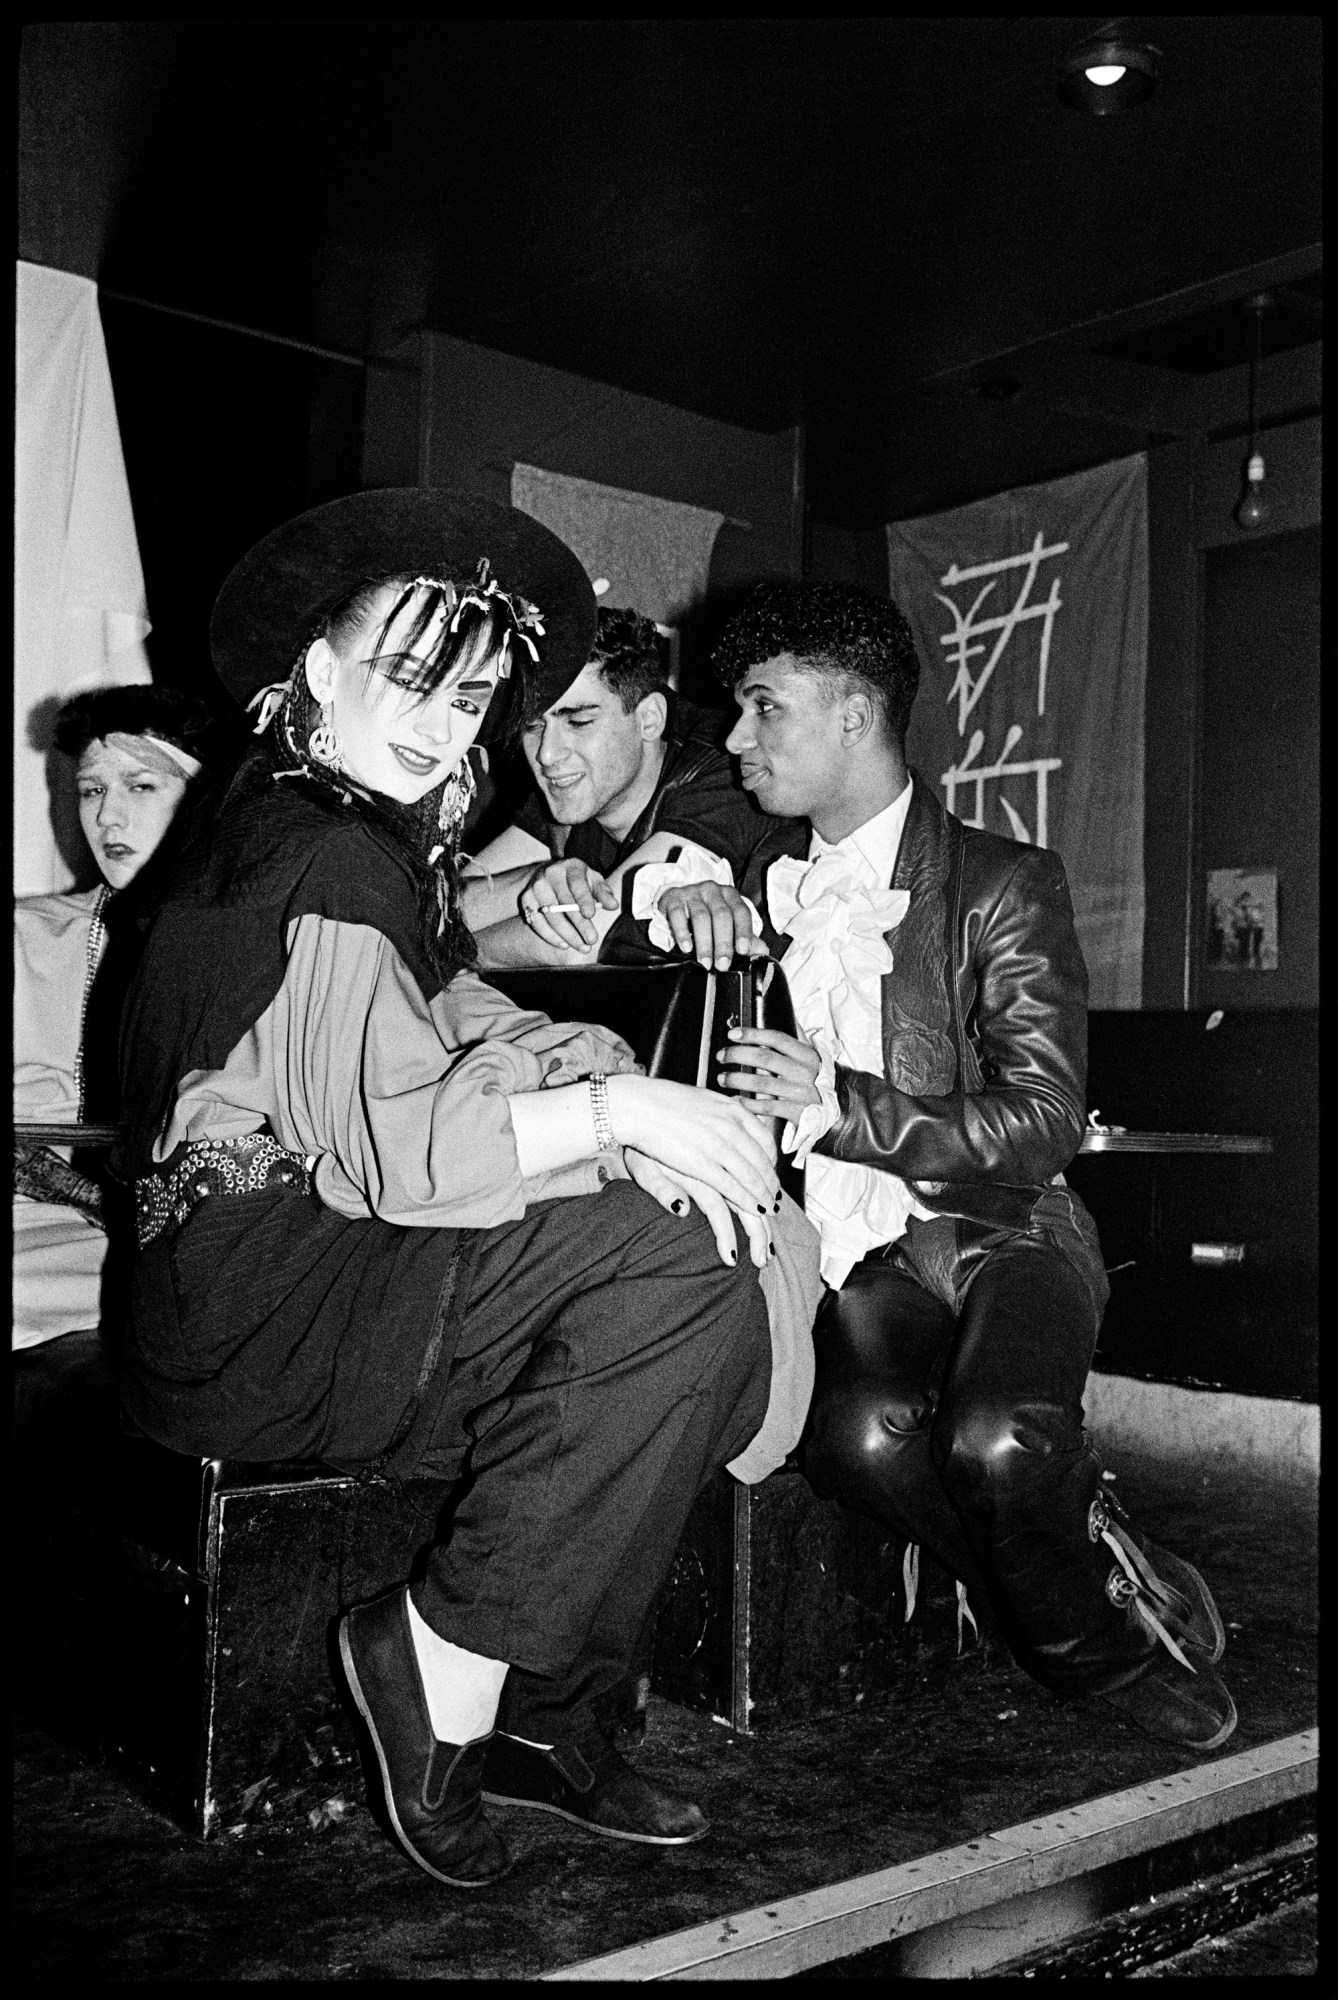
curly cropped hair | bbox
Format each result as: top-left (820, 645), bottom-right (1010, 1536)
top-left (54, 684), bottom-right (217, 763)
top-left (712, 583), bottom-right (921, 742)
top-left (588, 605), bottom-right (672, 714)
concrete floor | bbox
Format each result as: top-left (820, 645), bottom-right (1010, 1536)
top-left (14, 1450), bottom-right (1317, 1981)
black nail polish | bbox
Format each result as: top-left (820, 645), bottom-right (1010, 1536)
top-left (757, 1203), bottom-right (767, 1214)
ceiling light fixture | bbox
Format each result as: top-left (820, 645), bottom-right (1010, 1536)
top-left (1059, 34), bottom-right (1159, 114)
top-left (1234, 294), bottom-right (1273, 533)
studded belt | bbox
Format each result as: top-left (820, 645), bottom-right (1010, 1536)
top-left (134, 1133), bottom-right (313, 1249)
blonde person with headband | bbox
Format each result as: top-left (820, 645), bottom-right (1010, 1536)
top-left (113, 489), bottom-right (800, 1890)
top-left (13, 686), bottom-right (216, 1350)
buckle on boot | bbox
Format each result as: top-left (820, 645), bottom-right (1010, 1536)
top-left (1106, 1566), bottom-right (1138, 1609)
top-left (1088, 1495), bottom-right (1110, 1543)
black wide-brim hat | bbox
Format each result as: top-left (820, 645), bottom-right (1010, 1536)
top-left (209, 486), bottom-right (595, 725)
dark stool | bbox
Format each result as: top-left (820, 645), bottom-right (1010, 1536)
top-left (649, 1463), bottom-right (977, 1735)
top-left (15, 1327), bottom-right (454, 1835)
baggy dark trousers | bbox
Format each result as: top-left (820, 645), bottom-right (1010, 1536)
top-left (800, 1202), bottom-right (1150, 1698)
top-left (409, 1182), bottom-right (771, 1726)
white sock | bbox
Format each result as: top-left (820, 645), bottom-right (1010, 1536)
top-left (405, 1594), bottom-right (509, 1743)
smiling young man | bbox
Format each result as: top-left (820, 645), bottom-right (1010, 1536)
top-left (685, 579), bottom-right (1238, 1756)
top-left (462, 607), bottom-right (778, 970)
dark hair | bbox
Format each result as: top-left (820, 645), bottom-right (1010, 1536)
top-left (588, 606), bottom-right (671, 717)
top-left (712, 583), bottom-right (921, 742)
top-left (320, 572), bottom-right (523, 749)
top-left (54, 684), bottom-right (217, 763)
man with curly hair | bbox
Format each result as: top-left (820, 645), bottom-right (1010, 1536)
top-left (463, 605), bottom-right (779, 969)
top-left (674, 579), bottom-right (1237, 1754)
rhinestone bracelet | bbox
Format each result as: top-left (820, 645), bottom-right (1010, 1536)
top-left (588, 1072), bottom-right (617, 1153)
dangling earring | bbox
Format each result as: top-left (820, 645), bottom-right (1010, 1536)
top-left (436, 754), bottom-right (478, 846)
top-left (308, 704), bottom-right (342, 769)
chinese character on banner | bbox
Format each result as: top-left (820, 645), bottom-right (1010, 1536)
top-left (887, 456), bottom-right (1148, 1008)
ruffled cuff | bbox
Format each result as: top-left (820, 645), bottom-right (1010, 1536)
top-left (629, 844), bottom-right (760, 952)
top-left (782, 1049), bottom-right (841, 1165)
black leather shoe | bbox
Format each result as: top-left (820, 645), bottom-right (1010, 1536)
top-left (482, 1733), bottom-right (710, 1844)
top-left (339, 1588), bottom-right (510, 1887)
top-left (1101, 1644), bottom-right (1238, 1752)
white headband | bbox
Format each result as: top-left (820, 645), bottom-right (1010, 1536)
top-left (98, 731), bottom-right (203, 780)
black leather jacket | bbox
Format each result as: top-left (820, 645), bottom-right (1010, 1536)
top-left (742, 772), bottom-right (1090, 1236)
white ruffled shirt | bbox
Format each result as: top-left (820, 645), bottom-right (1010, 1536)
top-left (767, 785), bottom-right (934, 1289)
top-left (627, 797), bottom-right (934, 1288)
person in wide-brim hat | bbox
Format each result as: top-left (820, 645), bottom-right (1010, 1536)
top-left (114, 486), bottom-right (779, 1890)
top-left (210, 485), bottom-right (596, 720)
top-left (209, 487), bottom-right (598, 982)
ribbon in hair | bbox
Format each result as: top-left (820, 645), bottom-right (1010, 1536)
top-left (248, 680), bottom-right (293, 736)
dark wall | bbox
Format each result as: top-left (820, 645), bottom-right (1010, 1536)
top-left (99, 300), bottom-right (364, 730)
top-left (1069, 1008), bottom-right (1318, 1400)
top-left (1196, 528), bottom-right (1320, 1011)
top-left (804, 423), bottom-right (1321, 1013)
top-left (806, 520), bottom-right (887, 597)
top-left (363, 332), bottom-right (803, 701)
top-left (1144, 417), bottom-right (1321, 1009)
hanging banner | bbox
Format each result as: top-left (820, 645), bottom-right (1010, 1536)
top-left (887, 454), bottom-right (1147, 1008)
top-left (511, 462), bottom-right (724, 631)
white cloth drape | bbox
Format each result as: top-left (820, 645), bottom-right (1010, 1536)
top-left (510, 463), bottom-right (724, 630)
top-left (15, 261), bottom-right (152, 895)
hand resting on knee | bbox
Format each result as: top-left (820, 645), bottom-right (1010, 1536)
top-left (507, 1074), bottom-right (780, 1270)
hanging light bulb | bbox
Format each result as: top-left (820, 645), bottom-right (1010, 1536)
top-left (1236, 453), bottom-right (1268, 531)
top-left (1234, 295), bottom-right (1272, 532)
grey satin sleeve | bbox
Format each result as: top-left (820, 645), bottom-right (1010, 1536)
top-left (164, 915), bottom-right (618, 1227)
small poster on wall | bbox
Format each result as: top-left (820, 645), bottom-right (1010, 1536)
top-left (1205, 868), bottom-right (1279, 972)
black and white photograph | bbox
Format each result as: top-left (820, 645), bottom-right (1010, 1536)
top-left (14, 19), bottom-right (1318, 1982)
top-left (1206, 867), bottom-right (1280, 973)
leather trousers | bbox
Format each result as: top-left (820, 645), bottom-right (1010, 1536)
top-left (800, 1209), bottom-right (1155, 1697)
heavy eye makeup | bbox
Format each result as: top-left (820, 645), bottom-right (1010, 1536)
top-left (375, 664), bottom-right (494, 713)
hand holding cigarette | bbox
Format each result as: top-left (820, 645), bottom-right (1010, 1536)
top-left (520, 857), bottom-right (618, 950)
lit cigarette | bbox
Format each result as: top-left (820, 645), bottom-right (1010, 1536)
top-left (545, 903), bottom-right (583, 914)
